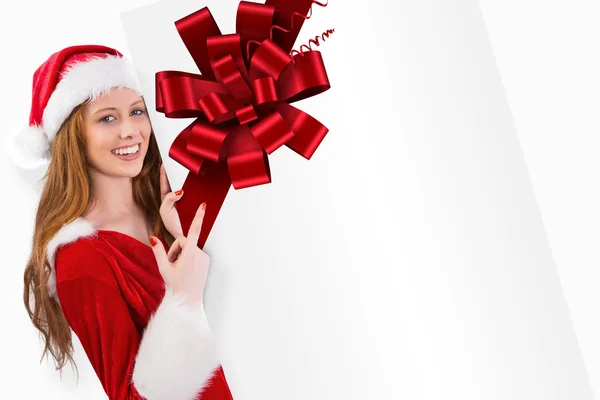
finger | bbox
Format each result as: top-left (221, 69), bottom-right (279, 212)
top-left (150, 236), bottom-right (171, 280)
top-left (160, 194), bottom-right (184, 238)
top-left (167, 241), bottom-right (180, 263)
top-left (167, 236), bottom-right (186, 263)
top-left (183, 202), bottom-right (205, 255)
top-left (161, 190), bottom-right (184, 212)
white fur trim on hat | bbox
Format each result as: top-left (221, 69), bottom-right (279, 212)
top-left (10, 55), bottom-right (142, 170)
top-left (43, 55), bottom-right (142, 144)
top-left (8, 124), bottom-right (51, 170)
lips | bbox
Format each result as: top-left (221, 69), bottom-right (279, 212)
top-left (112, 142), bottom-right (141, 153)
top-left (112, 143), bottom-right (142, 161)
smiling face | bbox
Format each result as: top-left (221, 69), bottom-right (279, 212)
top-left (82, 87), bottom-right (151, 178)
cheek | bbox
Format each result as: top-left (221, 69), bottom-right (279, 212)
top-left (142, 118), bottom-right (152, 135)
top-left (84, 129), bottom-right (113, 161)
top-left (141, 121), bottom-right (152, 142)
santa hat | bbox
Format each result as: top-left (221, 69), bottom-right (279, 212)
top-left (8, 44), bottom-right (142, 169)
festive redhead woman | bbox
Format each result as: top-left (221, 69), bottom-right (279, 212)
top-left (11, 45), bottom-right (233, 399)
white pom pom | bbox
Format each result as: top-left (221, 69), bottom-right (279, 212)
top-left (7, 124), bottom-right (51, 170)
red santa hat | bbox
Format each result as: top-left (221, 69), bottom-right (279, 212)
top-left (9, 44), bottom-right (142, 169)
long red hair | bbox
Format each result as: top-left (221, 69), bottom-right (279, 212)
top-left (22, 101), bottom-right (175, 377)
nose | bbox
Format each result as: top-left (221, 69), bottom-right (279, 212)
top-left (120, 118), bottom-right (142, 139)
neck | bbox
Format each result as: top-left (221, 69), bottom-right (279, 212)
top-left (86, 167), bottom-right (139, 219)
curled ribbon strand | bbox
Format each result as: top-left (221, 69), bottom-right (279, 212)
top-left (270, 0), bottom-right (328, 36)
top-left (291, 28), bottom-right (335, 61)
top-left (246, 0), bottom-right (330, 62)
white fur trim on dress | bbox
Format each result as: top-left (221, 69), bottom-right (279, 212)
top-left (43, 54), bottom-right (142, 144)
top-left (8, 124), bottom-right (51, 170)
top-left (46, 218), bottom-right (222, 395)
top-left (132, 288), bottom-right (221, 399)
top-left (46, 218), bottom-right (98, 300)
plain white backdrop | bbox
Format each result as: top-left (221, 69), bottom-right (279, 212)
top-left (0, 0), bottom-right (596, 399)
top-left (479, 2), bottom-right (600, 398)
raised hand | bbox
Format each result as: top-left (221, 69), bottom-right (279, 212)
top-left (159, 163), bottom-right (184, 238)
top-left (150, 202), bottom-right (210, 307)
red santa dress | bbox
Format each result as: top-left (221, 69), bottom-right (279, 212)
top-left (45, 217), bottom-right (234, 400)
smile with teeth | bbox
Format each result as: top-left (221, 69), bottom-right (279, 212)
top-left (112, 144), bottom-right (140, 155)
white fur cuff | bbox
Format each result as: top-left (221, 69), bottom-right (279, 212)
top-left (132, 288), bottom-right (220, 400)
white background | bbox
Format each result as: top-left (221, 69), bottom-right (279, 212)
top-left (0, 0), bottom-right (597, 399)
top-left (478, 2), bottom-right (600, 398)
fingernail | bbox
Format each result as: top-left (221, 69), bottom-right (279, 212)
top-left (149, 237), bottom-right (158, 246)
top-left (175, 189), bottom-right (183, 196)
top-left (201, 202), bottom-right (206, 210)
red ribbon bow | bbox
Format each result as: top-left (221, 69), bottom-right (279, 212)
top-left (156, 0), bottom-right (331, 248)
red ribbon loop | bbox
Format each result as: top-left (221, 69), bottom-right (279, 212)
top-left (198, 92), bottom-right (235, 124)
top-left (169, 123), bottom-right (205, 175)
top-left (211, 54), bottom-right (253, 102)
top-left (236, 2), bottom-right (276, 58)
top-left (248, 39), bottom-right (292, 82)
top-left (226, 126), bottom-right (271, 189)
top-left (236, 104), bottom-right (258, 125)
top-left (207, 34), bottom-right (249, 80)
top-left (252, 77), bottom-right (278, 105)
top-left (156, 71), bottom-right (226, 118)
top-left (250, 111), bottom-right (294, 154)
top-left (188, 121), bottom-right (228, 163)
top-left (278, 51), bottom-right (330, 103)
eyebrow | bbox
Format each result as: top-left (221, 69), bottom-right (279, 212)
top-left (92, 99), bottom-right (145, 115)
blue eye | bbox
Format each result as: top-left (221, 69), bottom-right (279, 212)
top-left (99, 109), bottom-right (145, 123)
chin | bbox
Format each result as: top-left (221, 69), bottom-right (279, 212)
top-left (107, 159), bottom-right (144, 178)
top-left (128, 161), bottom-right (145, 178)
top-left (109, 147), bottom-right (147, 177)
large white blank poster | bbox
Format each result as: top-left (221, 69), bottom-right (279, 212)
top-left (121, 0), bottom-right (594, 399)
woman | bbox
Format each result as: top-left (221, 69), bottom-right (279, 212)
top-left (11, 45), bottom-right (233, 399)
